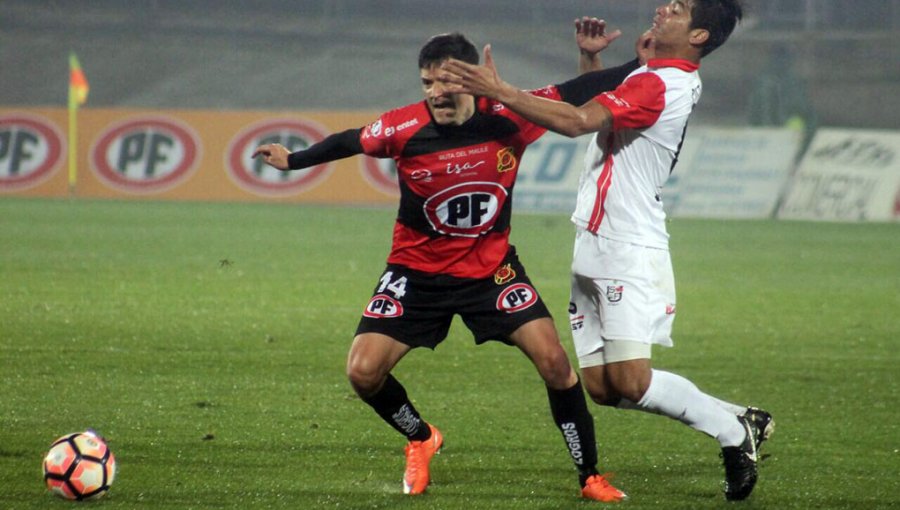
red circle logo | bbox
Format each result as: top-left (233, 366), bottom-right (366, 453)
top-left (360, 156), bottom-right (399, 196)
top-left (0, 114), bottom-right (64, 192)
top-left (91, 116), bottom-right (200, 193)
top-left (226, 119), bottom-right (334, 197)
top-left (423, 182), bottom-right (507, 237)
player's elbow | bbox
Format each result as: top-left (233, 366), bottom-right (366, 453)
top-left (556, 110), bottom-right (597, 137)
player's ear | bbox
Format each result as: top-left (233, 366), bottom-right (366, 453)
top-left (689, 28), bottom-right (709, 47)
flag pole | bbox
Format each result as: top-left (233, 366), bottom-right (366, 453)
top-left (67, 83), bottom-right (78, 195)
top-left (68, 52), bottom-right (89, 196)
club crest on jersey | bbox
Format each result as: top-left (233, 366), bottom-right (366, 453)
top-left (606, 285), bottom-right (624, 303)
top-left (363, 294), bottom-right (404, 318)
top-left (493, 263), bottom-right (516, 285)
top-left (496, 283), bottom-right (538, 313)
top-left (496, 146), bottom-right (517, 173)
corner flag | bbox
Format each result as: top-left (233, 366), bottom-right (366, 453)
top-left (69, 52), bottom-right (90, 107)
top-left (68, 52), bottom-right (89, 193)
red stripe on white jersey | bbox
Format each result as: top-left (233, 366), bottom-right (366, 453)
top-left (587, 133), bottom-right (616, 233)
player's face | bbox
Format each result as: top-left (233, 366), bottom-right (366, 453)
top-left (421, 62), bottom-right (476, 126)
top-left (650, 0), bottom-right (697, 52)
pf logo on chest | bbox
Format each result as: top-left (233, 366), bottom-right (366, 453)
top-left (497, 283), bottom-right (538, 313)
top-left (424, 182), bottom-right (507, 237)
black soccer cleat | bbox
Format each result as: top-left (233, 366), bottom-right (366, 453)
top-left (742, 407), bottom-right (774, 452)
top-left (721, 416), bottom-right (759, 501)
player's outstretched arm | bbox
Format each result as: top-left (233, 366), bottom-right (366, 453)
top-left (442, 45), bottom-right (612, 138)
top-left (252, 129), bottom-right (364, 171)
top-left (252, 143), bottom-right (291, 170)
top-left (575, 16), bottom-right (622, 74)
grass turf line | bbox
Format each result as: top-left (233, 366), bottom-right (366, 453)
top-left (0, 198), bottom-right (897, 509)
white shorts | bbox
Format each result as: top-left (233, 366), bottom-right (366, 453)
top-left (568, 229), bottom-right (676, 366)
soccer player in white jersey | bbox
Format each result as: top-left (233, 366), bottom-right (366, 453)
top-left (442, 0), bottom-right (774, 501)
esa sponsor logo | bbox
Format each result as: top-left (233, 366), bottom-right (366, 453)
top-left (227, 118), bottom-right (333, 197)
top-left (423, 182), bottom-right (506, 237)
top-left (91, 115), bottom-right (200, 193)
top-left (363, 294), bottom-right (404, 318)
top-left (0, 114), bottom-right (64, 191)
top-left (496, 283), bottom-right (538, 313)
top-left (445, 160), bottom-right (485, 175)
top-left (606, 285), bottom-right (624, 304)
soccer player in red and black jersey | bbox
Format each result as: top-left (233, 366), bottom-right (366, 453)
top-left (254, 23), bottom-right (649, 501)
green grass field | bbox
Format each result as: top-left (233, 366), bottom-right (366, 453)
top-left (1, 198), bottom-right (898, 509)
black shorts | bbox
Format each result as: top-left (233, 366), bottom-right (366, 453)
top-left (355, 246), bottom-right (552, 349)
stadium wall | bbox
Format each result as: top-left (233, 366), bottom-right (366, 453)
top-left (1, 108), bottom-right (898, 222)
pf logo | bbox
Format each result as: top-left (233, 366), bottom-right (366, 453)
top-left (0, 114), bottom-right (64, 192)
top-left (363, 294), bottom-right (404, 318)
top-left (424, 182), bottom-right (507, 237)
top-left (227, 119), bottom-right (333, 197)
top-left (496, 283), bottom-right (538, 313)
top-left (91, 116), bottom-right (200, 193)
top-left (360, 156), bottom-right (400, 197)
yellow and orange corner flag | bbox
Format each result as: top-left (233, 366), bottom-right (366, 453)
top-left (69, 52), bottom-right (89, 107)
top-left (68, 52), bottom-right (89, 192)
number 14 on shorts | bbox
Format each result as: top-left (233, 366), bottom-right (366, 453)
top-left (378, 271), bottom-right (408, 298)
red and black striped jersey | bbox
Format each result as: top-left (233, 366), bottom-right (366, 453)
top-left (359, 91), bottom-right (561, 279)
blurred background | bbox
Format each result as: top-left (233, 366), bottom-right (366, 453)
top-left (2, 0), bottom-right (899, 129)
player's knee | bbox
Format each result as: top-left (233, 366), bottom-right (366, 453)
top-left (584, 379), bottom-right (613, 406)
top-left (536, 347), bottom-right (575, 388)
top-left (606, 374), bottom-right (648, 403)
top-left (346, 358), bottom-right (384, 396)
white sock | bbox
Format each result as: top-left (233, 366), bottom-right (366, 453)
top-left (628, 369), bottom-right (747, 447)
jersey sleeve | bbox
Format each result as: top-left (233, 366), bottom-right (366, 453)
top-left (359, 113), bottom-right (395, 158)
top-left (555, 58), bottom-right (641, 106)
top-left (483, 87), bottom-right (561, 145)
top-left (286, 128), bottom-right (363, 170)
top-left (594, 72), bottom-right (666, 131)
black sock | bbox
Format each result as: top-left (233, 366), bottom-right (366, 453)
top-left (360, 374), bottom-right (431, 441)
top-left (546, 378), bottom-right (600, 486)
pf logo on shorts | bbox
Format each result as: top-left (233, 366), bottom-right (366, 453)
top-left (496, 283), bottom-right (537, 313)
top-left (363, 294), bottom-right (404, 318)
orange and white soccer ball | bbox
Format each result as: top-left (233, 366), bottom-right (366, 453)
top-left (43, 431), bottom-right (117, 500)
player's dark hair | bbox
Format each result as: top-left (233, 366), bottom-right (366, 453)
top-left (418, 32), bottom-right (479, 69)
top-left (691, 0), bottom-right (743, 57)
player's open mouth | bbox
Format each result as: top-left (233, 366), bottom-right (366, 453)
top-left (432, 102), bottom-right (454, 111)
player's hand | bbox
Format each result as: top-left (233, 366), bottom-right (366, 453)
top-left (251, 143), bottom-right (291, 171)
top-left (441, 45), bottom-right (516, 102)
top-left (636, 30), bottom-right (656, 65)
top-left (575, 17), bottom-right (622, 57)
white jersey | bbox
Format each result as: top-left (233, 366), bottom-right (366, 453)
top-left (571, 59), bottom-right (701, 249)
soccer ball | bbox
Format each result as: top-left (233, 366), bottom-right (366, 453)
top-left (43, 431), bottom-right (117, 500)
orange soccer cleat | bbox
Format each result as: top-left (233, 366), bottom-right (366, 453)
top-left (402, 424), bottom-right (443, 495)
top-left (581, 473), bottom-right (627, 502)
